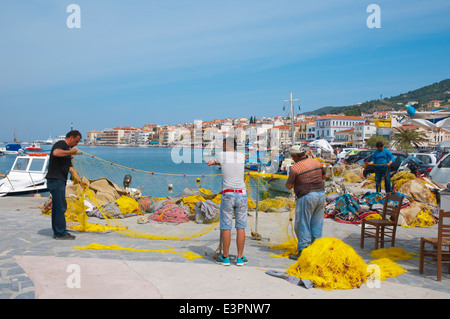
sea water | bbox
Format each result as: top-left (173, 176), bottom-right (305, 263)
top-left (0, 146), bottom-right (219, 175)
top-left (0, 145), bottom-right (223, 197)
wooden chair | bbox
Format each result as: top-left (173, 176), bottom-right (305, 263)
top-left (361, 192), bottom-right (404, 250)
top-left (419, 210), bottom-right (450, 281)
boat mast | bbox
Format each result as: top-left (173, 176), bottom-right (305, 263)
top-left (284, 92), bottom-right (299, 146)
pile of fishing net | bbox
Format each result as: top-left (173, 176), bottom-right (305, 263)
top-left (362, 171), bottom-right (416, 190)
top-left (258, 197), bottom-right (295, 212)
top-left (324, 192), bottom-right (384, 224)
top-left (331, 164), bottom-right (363, 177)
top-left (40, 188), bottom-right (129, 232)
top-left (286, 237), bottom-right (369, 290)
top-left (397, 178), bottom-right (437, 227)
top-left (285, 237), bottom-right (413, 290)
top-left (342, 173), bottom-right (362, 183)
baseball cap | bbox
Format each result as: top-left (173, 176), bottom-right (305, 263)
top-left (290, 145), bottom-right (305, 155)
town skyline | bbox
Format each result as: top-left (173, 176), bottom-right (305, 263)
top-left (81, 100), bottom-right (450, 150)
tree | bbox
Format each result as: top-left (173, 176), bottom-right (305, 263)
top-left (392, 127), bottom-right (428, 152)
top-left (366, 135), bottom-right (390, 148)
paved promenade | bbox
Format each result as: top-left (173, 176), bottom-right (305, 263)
top-left (1, 195), bottom-right (449, 300)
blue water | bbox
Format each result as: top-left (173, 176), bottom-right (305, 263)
top-left (0, 145), bottom-right (218, 175)
top-left (0, 145), bottom-right (275, 198)
top-left (77, 145), bottom-right (219, 176)
top-left (0, 145), bottom-right (224, 198)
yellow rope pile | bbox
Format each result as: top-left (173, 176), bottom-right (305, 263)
top-left (286, 237), bottom-right (369, 290)
top-left (285, 238), bottom-right (414, 290)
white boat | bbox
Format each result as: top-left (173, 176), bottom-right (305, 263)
top-left (0, 153), bottom-right (49, 197)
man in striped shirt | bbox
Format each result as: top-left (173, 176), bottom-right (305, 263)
top-left (286, 145), bottom-right (327, 260)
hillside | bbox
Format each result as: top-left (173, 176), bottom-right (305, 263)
top-left (304, 78), bottom-right (450, 116)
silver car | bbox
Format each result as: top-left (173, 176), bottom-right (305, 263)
top-left (410, 153), bottom-right (437, 166)
top-left (428, 153), bottom-right (450, 185)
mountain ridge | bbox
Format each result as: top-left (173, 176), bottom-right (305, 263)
top-left (304, 78), bottom-right (450, 116)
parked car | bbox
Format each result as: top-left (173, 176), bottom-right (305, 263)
top-left (338, 148), bottom-right (358, 158)
top-left (398, 156), bottom-right (434, 175)
top-left (437, 141), bottom-right (450, 161)
top-left (428, 153), bottom-right (450, 186)
top-left (409, 153), bottom-right (437, 166)
top-left (346, 149), bottom-right (375, 164)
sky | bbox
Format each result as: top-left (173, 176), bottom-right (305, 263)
top-left (1, 0), bottom-right (450, 142)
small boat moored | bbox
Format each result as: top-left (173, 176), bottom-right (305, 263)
top-left (0, 143), bottom-right (24, 155)
top-left (24, 143), bottom-right (44, 152)
top-left (0, 153), bottom-right (49, 197)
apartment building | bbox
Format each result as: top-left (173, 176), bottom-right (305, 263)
top-left (314, 116), bottom-right (365, 143)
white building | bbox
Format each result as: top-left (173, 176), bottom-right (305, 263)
top-left (354, 123), bottom-right (376, 147)
top-left (306, 121), bottom-right (316, 141)
top-left (315, 116), bottom-right (365, 143)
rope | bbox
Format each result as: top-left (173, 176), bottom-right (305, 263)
top-left (80, 151), bottom-right (222, 177)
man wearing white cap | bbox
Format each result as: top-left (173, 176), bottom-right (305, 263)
top-left (285, 145), bottom-right (327, 260)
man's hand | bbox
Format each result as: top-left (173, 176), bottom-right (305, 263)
top-left (53, 147), bottom-right (79, 157)
top-left (206, 159), bottom-right (217, 166)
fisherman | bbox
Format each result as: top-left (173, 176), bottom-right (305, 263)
top-left (368, 141), bottom-right (395, 193)
top-left (206, 136), bottom-right (248, 266)
top-left (286, 145), bottom-right (327, 260)
top-left (46, 130), bottom-right (86, 240)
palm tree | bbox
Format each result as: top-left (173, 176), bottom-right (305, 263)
top-left (392, 127), bottom-right (428, 151)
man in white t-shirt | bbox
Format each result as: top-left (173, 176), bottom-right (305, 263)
top-left (206, 137), bottom-right (248, 266)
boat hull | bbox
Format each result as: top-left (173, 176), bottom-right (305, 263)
top-left (0, 181), bottom-right (48, 197)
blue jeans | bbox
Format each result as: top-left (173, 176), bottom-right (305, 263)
top-left (374, 166), bottom-right (391, 193)
top-left (47, 179), bottom-right (68, 237)
top-left (219, 192), bottom-right (248, 230)
top-left (295, 191), bottom-right (326, 254)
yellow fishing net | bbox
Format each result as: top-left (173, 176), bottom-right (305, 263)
top-left (285, 238), bottom-right (412, 290)
top-left (369, 247), bottom-right (417, 261)
top-left (367, 246), bottom-right (417, 280)
top-left (73, 243), bottom-right (203, 260)
top-left (407, 209), bottom-right (436, 227)
top-left (342, 173), bottom-right (362, 183)
top-left (369, 258), bottom-right (406, 280)
top-left (286, 237), bottom-right (369, 290)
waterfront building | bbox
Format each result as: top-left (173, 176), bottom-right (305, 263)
top-left (314, 115), bottom-right (365, 143)
top-left (85, 130), bottom-right (101, 144)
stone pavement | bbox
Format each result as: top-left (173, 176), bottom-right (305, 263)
top-left (1, 196), bottom-right (450, 300)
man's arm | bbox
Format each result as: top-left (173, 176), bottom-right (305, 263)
top-left (285, 169), bottom-right (296, 190)
top-left (53, 147), bottom-right (78, 157)
top-left (69, 166), bottom-right (87, 187)
top-left (387, 150), bottom-right (394, 166)
top-left (206, 159), bottom-right (220, 166)
top-left (322, 167), bottom-right (328, 180)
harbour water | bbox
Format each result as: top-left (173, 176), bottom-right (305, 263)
top-left (0, 145), bottom-right (224, 198)
top-left (1, 146), bottom-right (218, 175)
top-left (0, 145), bottom-right (280, 198)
